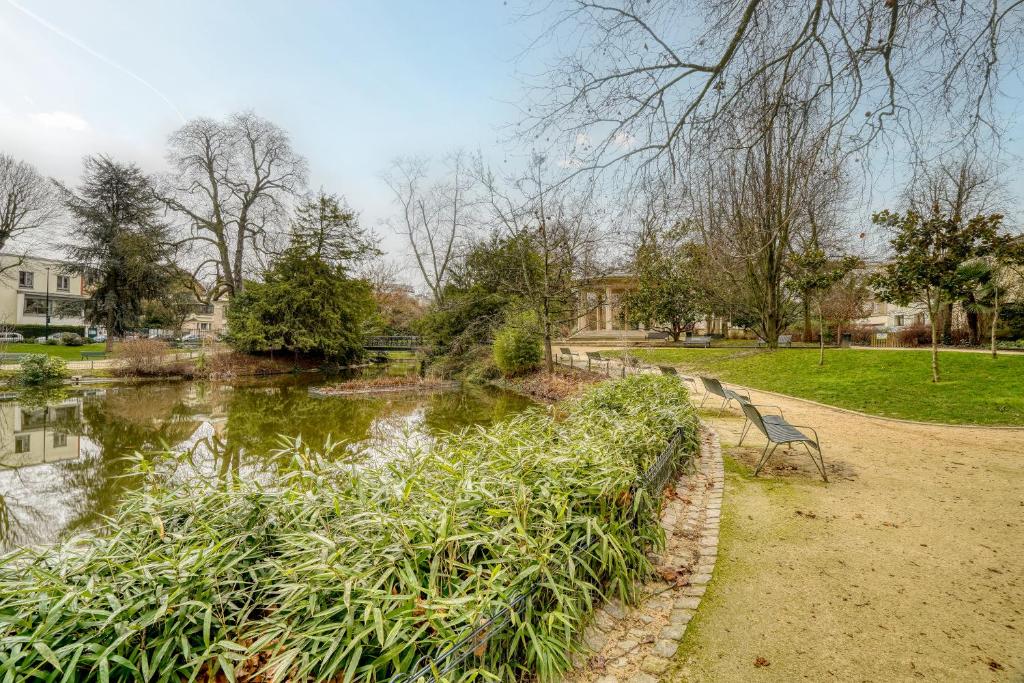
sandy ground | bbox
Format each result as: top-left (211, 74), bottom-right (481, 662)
top-left (671, 389), bottom-right (1024, 682)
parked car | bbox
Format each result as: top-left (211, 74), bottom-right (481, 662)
top-left (0, 332), bottom-right (24, 343)
top-left (177, 333), bottom-right (202, 344)
top-left (90, 334), bottom-right (107, 343)
top-left (35, 333), bottom-right (68, 344)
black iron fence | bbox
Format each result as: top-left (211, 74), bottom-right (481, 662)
top-left (397, 414), bottom-right (701, 682)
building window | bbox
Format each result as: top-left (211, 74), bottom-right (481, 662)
top-left (52, 299), bottom-right (83, 319)
top-left (53, 432), bottom-right (68, 448)
top-left (56, 275), bottom-right (70, 292)
top-left (23, 296), bottom-right (47, 316)
top-left (198, 322), bottom-right (210, 331)
top-left (18, 271), bottom-right (33, 289)
top-left (894, 315), bottom-right (905, 327)
top-left (14, 435), bottom-right (30, 454)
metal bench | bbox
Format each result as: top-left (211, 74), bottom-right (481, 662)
top-left (80, 351), bottom-right (106, 360)
top-left (697, 375), bottom-right (750, 413)
top-left (0, 353), bottom-right (29, 363)
top-left (757, 334), bottom-right (793, 348)
top-left (558, 346), bottom-right (581, 367)
top-left (585, 351), bottom-right (611, 373)
top-left (739, 401), bottom-right (827, 482)
top-left (681, 335), bottom-right (712, 348)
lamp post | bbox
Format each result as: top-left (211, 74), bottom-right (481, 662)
top-left (45, 267), bottom-right (51, 338)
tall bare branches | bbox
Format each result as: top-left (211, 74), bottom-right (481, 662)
top-left (162, 112), bottom-right (308, 297)
top-left (523, 0), bottom-right (1024, 178)
top-left (382, 152), bottom-right (476, 303)
top-left (0, 152), bottom-right (58, 255)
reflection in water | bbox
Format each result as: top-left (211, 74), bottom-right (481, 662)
top-left (0, 375), bottom-right (534, 551)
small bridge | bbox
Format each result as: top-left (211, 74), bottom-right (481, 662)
top-left (365, 336), bottom-right (423, 351)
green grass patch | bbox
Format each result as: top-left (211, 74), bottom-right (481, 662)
top-left (617, 347), bottom-right (1024, 425)
top-left (0, 374), bottom-right (699, 682)
top-left (4, 342), bottom-right (107, 360)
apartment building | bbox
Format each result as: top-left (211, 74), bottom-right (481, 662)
top-left (0, 254), bottom-right (87, 331)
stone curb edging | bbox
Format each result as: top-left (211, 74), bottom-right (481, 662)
top-left (566, 423), bottom-right (724, 683)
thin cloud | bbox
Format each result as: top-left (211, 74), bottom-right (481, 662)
top-left (5, 0), bottom-right (185, 122)
top-left (30, 111), bottom-right (89, 132)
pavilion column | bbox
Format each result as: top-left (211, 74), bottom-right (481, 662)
top-left (604, 287), bottom-right (614, 330)
top-left (576, 291), bottom-right (589, 333)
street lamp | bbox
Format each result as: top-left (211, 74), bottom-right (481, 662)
top-left (45, 266), bottom-right (51, 338)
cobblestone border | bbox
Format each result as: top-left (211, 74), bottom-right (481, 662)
top-left (565, 423), bottom-right (724, 682)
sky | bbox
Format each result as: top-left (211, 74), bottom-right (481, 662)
top-left (2, 1), bottom-right (1023, 280)
top-left (0, 0), bottom-right (549, 272)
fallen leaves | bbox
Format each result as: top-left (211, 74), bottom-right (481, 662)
top-left (754, 656), bottom-right (770, 668)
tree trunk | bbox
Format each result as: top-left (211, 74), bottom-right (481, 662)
top-left (105, 309), bottom-right (115, 353)
top-left (966, 302), bottom-right (980, 345)
top-left (991, 288), bottom-right (999, 359)
top-left (929, 304), bottom-right (941, 383)
top-left (543, 319), bottom-right (554, 374)
top-left (942, 301), bottom-right (953, 344)
top-left (818, 302), bottom-right (825, 366)
top-left (803, 296), bottom-right (812, 342)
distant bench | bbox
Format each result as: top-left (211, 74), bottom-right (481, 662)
top-left (80, 351), bottom-right (107, 367)
top-left (681, 335), bottom-right (712, 348)
top-left (0, 353), bottom-right (29, 364)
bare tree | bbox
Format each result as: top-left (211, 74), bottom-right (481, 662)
top-left (162, 112), bottom-right (308, 298)
top-left (0, 153), bottom-right (58, 258)
top-left (383, 152), bottom-right (476, 303)
top-left (523, 1), bottom-right (1024, 178)
top-left (476, 153), bottom-right (601, 372)
top-left (688, 78), bottom-right (847, 347)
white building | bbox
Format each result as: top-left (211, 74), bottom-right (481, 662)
top-left (0, 254), bottom-right (87, 331)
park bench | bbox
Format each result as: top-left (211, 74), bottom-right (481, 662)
top-left (0, 353), bottom-right (29, 364)
top-left (80, 351), bottom-right (107, 368)
top-left (585, 351), bottom-right (611, 373)
top-left (558, 346), bottom-right (582, 367)
top-left (697, 375), bottom-right (750, 413)
top-left (739, 400), bottom-right (828, 482)
top-left (681, 335), bottom-right (712, 348)
top-left (757, 334), bottom-right (793, 348)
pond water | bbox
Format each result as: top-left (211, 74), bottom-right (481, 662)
top-left (0, 373), bottom-right (536, 552)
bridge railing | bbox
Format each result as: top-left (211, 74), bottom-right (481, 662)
top-left (365, 336), bottom-right (422, 349)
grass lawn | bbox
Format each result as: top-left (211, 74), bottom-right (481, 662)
top-left (617, 347), bottom-right (1024, 425)
top-left (4, 342), bottom-right (108, 360)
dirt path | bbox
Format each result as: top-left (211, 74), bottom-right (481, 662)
top-left (671, 389), bottom-right (1024, 681)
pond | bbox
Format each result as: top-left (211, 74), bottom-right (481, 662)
top-left (0, 373), bottom-right (536, 552)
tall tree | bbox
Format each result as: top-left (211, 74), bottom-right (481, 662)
top-left (290, 191), bottom-right (380, 268)
top-left (622, 225), bottom-right (703, 342)
top-left (383, 152), bottom-right (476, 303)
top-left (226, 243), bottom-right (374, 363)
top-left (163, 112), bottom-right (308, 297)
top-left (0, 152), bottom-right (58, 258)
top-left (870, 209), bottom-right (1007, 382)
top-left (60, 156), bottom-right (172, 352)
top-left (787, 249), bottom-right (861, 365)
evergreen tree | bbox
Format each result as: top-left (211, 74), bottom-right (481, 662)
top-left (61, 156), bottom-right (172, 351)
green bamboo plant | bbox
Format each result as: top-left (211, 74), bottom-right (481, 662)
top-left (0, 374), bottom-right (698, 682)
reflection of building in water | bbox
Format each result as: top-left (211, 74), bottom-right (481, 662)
top-left (0, 398), bottom-right (83, 468)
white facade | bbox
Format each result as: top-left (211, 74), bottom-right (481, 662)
top-left (0, 254), bottom-right (87, 330)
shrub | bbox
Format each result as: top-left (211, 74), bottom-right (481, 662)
top-left (493, 313), bottom-right (542, 376)
top-left (11, 324), bottom-right (82, 339)
top-left (114, 338), bottom-right (171, 376)
top-left (897, 322), bottom-right (932, 347)
top-left (0, 375), bottom-right (699, 682)
top-left (45, 336), bottom-right (61, 346)
top-left (13, 354), bottom-right (68, 386)
top-left (62, 333), bottom-right (85, 346)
